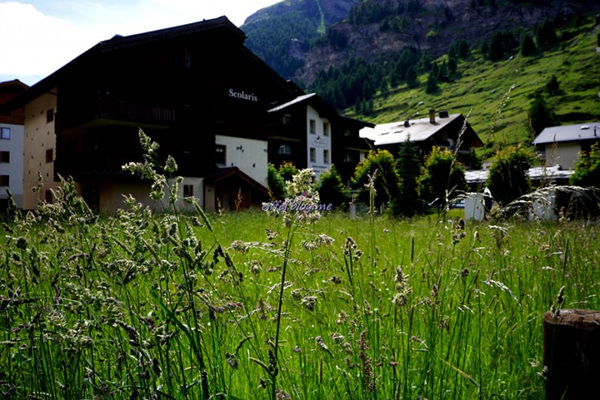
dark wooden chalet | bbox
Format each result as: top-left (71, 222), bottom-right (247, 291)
top-left (10, 17), bottom-right (305, 210)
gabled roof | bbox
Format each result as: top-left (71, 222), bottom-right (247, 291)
top-left (205, 166), bottom-right (269, 196)
top-left (359, 113), bottom-right (473, 146)
top-left (4, 16), bottom-right (249, 109)
top-left (533, 123), bottom-right (600, 145)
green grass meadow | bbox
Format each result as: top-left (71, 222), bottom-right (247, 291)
top-left (1, 192), bottom-right (599, 399)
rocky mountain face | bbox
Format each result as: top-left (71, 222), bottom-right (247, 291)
top-left (244, 0), bottom-right (356, 26)
top-left (243, 0), bottom-right (600, 87)
top-left (241, 0), bottom-right (358, 79)
top-left (297, 0), bottom-right (600, 85)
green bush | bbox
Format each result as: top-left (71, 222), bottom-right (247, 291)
top-left (417, 146), bottom-right (466, 208)
top-left (316, 164), bottom-right (349, 210)
top-left (570, 142), bottom-right (600, 187)
top-left (352, 149), bottom-right (402, 211)
top-left (487, 145), bottom-right (535, 206)
top-left (268, 163), bottom-right (287, 199)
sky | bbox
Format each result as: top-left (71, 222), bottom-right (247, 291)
top-left (0, 0), bottom-right (281, 86)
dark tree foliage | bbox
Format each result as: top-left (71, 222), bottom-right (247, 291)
top-left (487, 146), bottom-right (534, 206)
top-left (316, 164), bottom-right (349, 210)
top-left (405, 66), bottom-right (418, 88)
top-left (529, 93), bottom-right (559, 135)
top-left (349, 1), bottom-right (397, 25)
top-left (570, 143), bottom-right (600, 188)
top-left (417, 147), bottom-right (466, 209)
top-left (396, 137), bottom-right (423, 216)
top-left (488, 31), bottom-right (517, 61)
top-left (352, 149), bottom-right (402, 211)
top-left (310, 57), bottom-right (388, 111)
top-left (268, 163), bottom-right (287, 199)
top-left (448, 57), bottom-right (457, 75)
top-left (449, 39), bottom-right (470, 59)
top-left (520, 34), bottom-right (537, 56)
top-left (243, 10), bottom-right (321, 79)
top-left (425, 70), bottom-right (439, 93)
top-left (545, 74), bottom-right (560, 96)
top-left (536, 18), bottom-right (559, 46)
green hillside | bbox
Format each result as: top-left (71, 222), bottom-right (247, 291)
top-left (344, 16), bottom-right (600, 161)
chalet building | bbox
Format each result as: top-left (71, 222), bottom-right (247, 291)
top-left (533, 122), bottom-right (600, 170)
top-left (6, 17), bottom-right (370, 212)
top-left (359, 110), bottom-right (483, 168)
top-left (0, 80), bottom-right (28, 211)
top-left (267, 93), bottom-right (373, 182)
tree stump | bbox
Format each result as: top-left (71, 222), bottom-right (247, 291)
top-left (543, 309), bottom-right (600, 400)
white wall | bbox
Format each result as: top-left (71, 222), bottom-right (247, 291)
top-left (544, 142), bottom-right (581, 170)
top-left (0, 122), bottom-right (24, 208)
top-left (23, 90), bottom-right (59, 210)
top-left (215, 135), bottom-right (268, 186)
top-left (306, 105), bottom-right (332, 178)
top-left (96, 177), bottom-right (204, 213)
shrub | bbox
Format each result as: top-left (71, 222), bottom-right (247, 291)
top-left (278, 161), bottom-right (298, 182)
top-left (570, 142), bottom-right (600, 188)
top-left (268, 163), bottom-right (287, 199)
top-left (487, 145), bottom-right (535, 206)
top-left (316, 164), bottom-right (349, 210)
top-left (352, 149), bottom-right (402, 211)
top-left (417, 147), bottom-right (466, 209)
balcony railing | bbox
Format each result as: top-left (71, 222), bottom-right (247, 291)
top-left (56, 95), bottom-right (177, 132)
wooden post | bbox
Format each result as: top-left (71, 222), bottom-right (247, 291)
top-left (543, 309), bottom-right (600, 400)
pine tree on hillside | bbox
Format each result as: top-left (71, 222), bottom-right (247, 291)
top-left (520, 34), bottom-right (536, 56)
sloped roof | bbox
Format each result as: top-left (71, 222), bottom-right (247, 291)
top-left (465, 165), bottom-right (573, 184)
top-left (359, 113), bottom-right (468, 146)
top-left (533, 123), bottom-right (600, 145)
top-left (4, 16), bottom-right (249, 108)
top-left (205, 166), bottom-right (269, 195)
top-left (268, 93), bottom-right (317, 113)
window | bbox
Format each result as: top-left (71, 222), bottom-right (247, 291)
top-left (183, 184), bottom-right (194, 197)
top-left (282, 114), bottom-right (291, 124)
top-left (309, 147), bottom-right (316, 163)
top-left (46, 149), bottom-right (54, 163)
top-left (215, 144), bottom-right (226, 165)
top-left (0, 151), bottom-right (9, 163)
top-left (47, 109), bottom-right (54, 123)
top-left (323, 149), bottom-right (330, 164)
top-left (278, 144), bottom-right (291, 155)
top-left (309, 119), bottom-right (316, 135)
top-left (45, 189), bottom-right (53, 204)
top-left (323, 122), bottom-right (330, 136)
top-left (0, 175), bottom-right (8, 187)
top-left (343, 152), bottom-right (355, 163)
top-left (0, 127), bottom-right (10, 140)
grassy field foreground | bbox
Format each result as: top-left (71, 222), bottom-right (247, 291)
top-left (1, 190), bottom-right (599, 399)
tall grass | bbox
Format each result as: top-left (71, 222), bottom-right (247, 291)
top-left (1, 131), bottom-right (599, 399)
top-left (1, 187), bottom-right (599, 398)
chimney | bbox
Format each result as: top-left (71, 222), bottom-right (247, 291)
top-left (404, 119), bottom-right (410, 127)
top-left (429, 109), bottom-right (436, 124)
top-left (439, 110), bottom-right (449, 118)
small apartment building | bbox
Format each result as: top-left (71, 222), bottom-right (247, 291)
top-left (0, 80), bottom-right (28, 210)
top-left (533, 123), bottom-right (600, 170)
top-left (22, 91), bottom-right (60, 210)
top-left (268, 93), bottom-right (372, 181)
